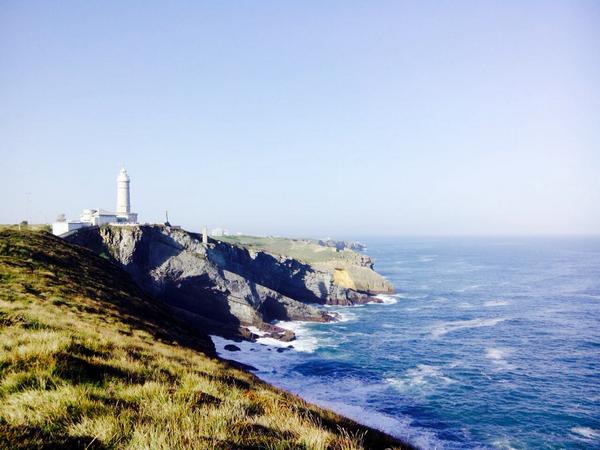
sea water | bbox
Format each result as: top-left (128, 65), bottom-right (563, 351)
top-left (212, 237), bottom-right (600, 449)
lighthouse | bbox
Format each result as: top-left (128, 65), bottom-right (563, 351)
top-left (115, 168), bottom-right (138, 223)
top-left (52, 167), bottom-right (138, 236)
top-left (116, 168), bottom-right (131, 216)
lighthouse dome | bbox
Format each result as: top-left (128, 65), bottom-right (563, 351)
top-left (117, 168), bottom-right (130, 182)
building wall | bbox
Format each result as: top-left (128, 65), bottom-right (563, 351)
top-left (93, 214), bottom-right (118, 226)
top-left (52, 221), bottom-right (89, 236)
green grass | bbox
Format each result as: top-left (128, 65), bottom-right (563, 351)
top-left (217, 235), bottom-right (365, 265)
top-left (0, 229), bottom-right (410, 450)
top-left (0, 224), bottom-right (51, 233)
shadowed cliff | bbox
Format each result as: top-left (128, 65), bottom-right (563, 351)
top-left (65, 225), bottom-right (394, 340)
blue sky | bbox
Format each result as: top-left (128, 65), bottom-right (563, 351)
top-left (1, 1), bottom-right (599, 236)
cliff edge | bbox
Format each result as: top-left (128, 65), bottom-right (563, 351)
top-left (65, 225), bottom-right (394, 340)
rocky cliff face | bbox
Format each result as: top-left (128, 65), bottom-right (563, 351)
top-left (65, 225), bottom-right (393, 340)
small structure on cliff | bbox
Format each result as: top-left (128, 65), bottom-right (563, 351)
top-left (52, 168), bottom-right (139, 236)
top-left (202, 225), bottom-right (209, 245)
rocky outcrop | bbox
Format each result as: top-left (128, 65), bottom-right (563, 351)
top-left (65, 225), bottom-right (393, 340)
top-left (315, 239), bottom-right (366, 251)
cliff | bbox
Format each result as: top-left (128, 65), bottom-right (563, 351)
top-left (0, 228), bottom-right (410, 449)
top-left (218, 234), bottom-right (394, 299)
top-left (65, 225), bottom-right (394, 340)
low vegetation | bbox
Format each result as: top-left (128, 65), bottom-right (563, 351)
top-left (0, 228), bottom-right (409, 449)
top-left (218, 235), bottom-right (364, 265)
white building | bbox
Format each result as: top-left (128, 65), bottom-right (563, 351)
top-left (52, 168), bottom-right (139, 236)
top-left (211, 228), bottom-right (229, 237)
top-left (51, 220), bottom-right (88, 236)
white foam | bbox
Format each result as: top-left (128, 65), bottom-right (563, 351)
top-left (240, 323), bottom-right (321, 352)
top-left (210, 333), bottom-right (452, 450)
top-left (484, 300), bottom-right (510, 307)
top-left (485, 347), bottom-right (515, 370)
top-left (486, 347), bottom-right (509, 361)
top-left (393, 292), bottom-right (429, 300)
top-left (270, 374), bottom-right (446, 448)
top-left (210, 335), bottom-right (288, 372)
top-left (254, 335), bottom-right (294, 347)
top-left (457, 302), bottom-right (476, 309)
top-left (269, 320), bottom-right (320, 352)
top-left (375, 294), bottom-right (399, 304)
top-left (491, 436), bottom-right (519, 449)
top-left (571, 427), bottom-right (600, 440)
top-left (430, 317), bottom-right (507, 338)
top-left (455, 284), bottom-right (482, 292)
top-left (387, 364), bottom-right (456, 391)
top-left (311, 399), bottom-right (444, 449)
top-left (246, 326), bottom-right (268, 336)
top-left (336, 311), bottom-right (358, 323)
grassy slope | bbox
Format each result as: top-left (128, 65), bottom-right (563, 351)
top-left (0, 229), bottom-right (410, 450)
top-left (217, 235), bottom-right (363, 266)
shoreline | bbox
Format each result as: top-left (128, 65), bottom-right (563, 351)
top-left (210, 293), bottom-right (442, 450)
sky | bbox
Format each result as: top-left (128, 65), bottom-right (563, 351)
top-left (1, 1), bottom-right (599, 237)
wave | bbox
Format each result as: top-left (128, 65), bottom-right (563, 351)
top-left (485, 347), bottom-right (515, 370)
top-left (246, 326), bottom-right (268, 337)
top-left (210, 335), bottom-right (293, 372)
top-left (270, 320), bottom-right (321, 352)
top-left (211, 336), bottom-right (450, 449)
top-left (457, 302), bottom-right (476, 309)
top-left (312, 399), bottom-right (445, 450)
top-left (335, 311), bottom-right (358, 323)
top-left (490, 436), bottom-right (519, 449)
top-left (394, 292), bottom-right (429, 300)
top-left (485, 347), bottom-right (510, 361)
top-left (455, 284), bottom-right (482, 292)
top-left (387, 364), bottom-right (456, 391)
top-left (571, 426), bottom-right (600, 440)
top-left (457, 300), bottom-right (509, 309)
top-left (211, 331), bottom-right (322, 372)
top-left (374, 294), bottom-right (399, 304)
top-left (430, 317), bottom-right (507, 338)
top-left (484, 300), bottom-right (510, 307)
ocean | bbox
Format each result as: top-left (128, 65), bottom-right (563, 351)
top-left (212, 237), bottom-right (600, 449)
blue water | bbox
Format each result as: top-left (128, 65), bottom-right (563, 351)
top-left (213, 237), bottom-right (600, 449)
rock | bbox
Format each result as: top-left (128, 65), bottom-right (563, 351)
top-left (224, 344), bottom-right (241, 352)
top-left (221, 359), bottom-right (258, 371)
top-left (316, 239), bottom-right (366, 251)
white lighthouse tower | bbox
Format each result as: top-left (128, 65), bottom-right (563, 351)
top-left (116, 168), bottom-right (130, 216)
top-left (115, 168), bottom-right (137, 223)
